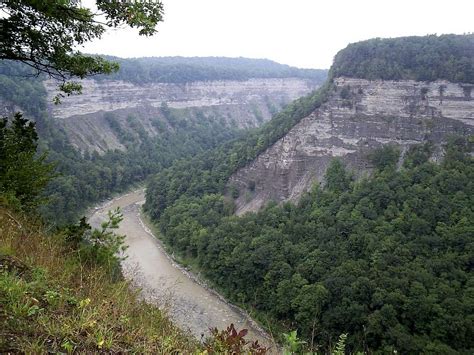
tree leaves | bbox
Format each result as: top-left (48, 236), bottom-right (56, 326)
top-left (0, 0), bottom-right (164, 93)
top-left (152, 139), bottom-right (473, 353)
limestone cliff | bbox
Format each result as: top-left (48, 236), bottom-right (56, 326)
top-left (44, 78), bottom-right (319, 153)
top-left (229, 77), bottom-right (474, 214)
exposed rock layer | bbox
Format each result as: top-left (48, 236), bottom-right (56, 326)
top-left (44, 78), bottom-right (319, 152)
top-left (229, 77), bottom-right (474, 214)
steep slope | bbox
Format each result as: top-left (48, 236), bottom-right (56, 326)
top-left (45, 77), bottom-right (319, 153)
top-left (230, 77), bottom-right (473, 214)
top-left (229, 35), bottom-right (474, 214)
top-left (0, 57), bottom-right (326, 224)
top-left (142, 34), bottom-right (474, 354)
top-left (0, 206), bottom-right (199, 353)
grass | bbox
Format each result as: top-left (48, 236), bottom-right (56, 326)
top-left (0, 206), bottom-right (200, 353)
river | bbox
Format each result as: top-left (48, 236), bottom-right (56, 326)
top-left (89, 189), bottom-right (277, 352)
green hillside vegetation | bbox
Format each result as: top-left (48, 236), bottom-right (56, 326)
top-left (41, 107), bottom-right (242, 224)
top-left (144, 34), bottom-right (474, 353)
top-left (0, 62), bottom-right (47, 119)
top-left (98, 56), bottom-right (328, 84)
top-left (0, 206), bottom-right (200, 353)
top-left (332, 34), bottom-right (474, 83)
top-left (0, 110), bottom-right (267, 355)
top-left (144, 80), bottom-right (333, 219)
top-left (0, 57), bottom-right (327, 225)
top-left (146, 139), bottom-right (474, 354)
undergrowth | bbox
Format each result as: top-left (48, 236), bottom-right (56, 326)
top-left (0, 206), bottom-right (199, 353)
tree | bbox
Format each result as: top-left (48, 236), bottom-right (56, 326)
top-left (0, 0), bottom-right (164, 214)
top-left (368, 145), bottom-right (400, 171)
top-left (0, 0), bottom-right (164, 99)
top-left (324, 159), bottom-right (352, 193)
top-left (0, 113), bottom-right (55, 209)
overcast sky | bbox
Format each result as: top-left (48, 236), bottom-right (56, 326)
top-left (81, 0), bottom-right (473, 69)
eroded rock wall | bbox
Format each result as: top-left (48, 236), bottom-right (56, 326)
top-left (229, 77), bottom-right (474, 214)
top-left (44, 78), bottom-right (318, 153)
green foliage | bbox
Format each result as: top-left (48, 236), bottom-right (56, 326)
top-left (0, 207), bottom-right (198, 353)
top-left (331, 34), bottom-right (474, 83)
top-left (324, 159), bottom-right (353, 193)
top-left (282, 330), bottom-right (306, 354)
top-left (147, 139), bottom-right (474, 353)
top-left (333, 334), bottom-right (348, 355)
top-left (0, 0), bottom-right (164, 94)
top-left (368, 145), bottom-right (400, 171)
top-left (77, 208), bottom-right (127, 274)
top-left (0, 113), bottom-right (55, 210)
top-left (230, 185), bottom-right (240, 199)
top-left (145, 80), bottom-right (333, 219)
top-left (0, 61), bottom-right (47, 118)
top-left (39, 107), bottom-right (242, 225)
top-left (98, 56), bottom-right (328, 84)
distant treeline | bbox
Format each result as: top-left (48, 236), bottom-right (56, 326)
top-left (332, 34), bottom-right (474, 83)
top-left (96, 56), bottom-right (328, 84)
top-left (0, 60), bottom-right (243, 224)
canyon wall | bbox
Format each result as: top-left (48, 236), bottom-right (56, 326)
top-left (44, 78), bottom-right (320, 153)
top-left (229, 77), bottom-right (474, 214)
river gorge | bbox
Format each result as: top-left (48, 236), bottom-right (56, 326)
top-left (89, 190), bottom-right (276, 351)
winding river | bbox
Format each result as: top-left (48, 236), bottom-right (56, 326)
top-left (89, 190), bottom-right (277, 352)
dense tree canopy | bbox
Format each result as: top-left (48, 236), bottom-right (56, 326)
top-left (332, 34), bottom-right (474, 83)
top-left (146, 139), bottom-right (474, 353)
top-left (40, 107), bottom-right (243, 224)
top-left (97, 56), bottom-right (328, 84)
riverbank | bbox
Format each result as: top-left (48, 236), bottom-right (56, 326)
top-left (88, 190), bottom-right (278, 352)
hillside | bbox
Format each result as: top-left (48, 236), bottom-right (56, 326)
top-left (44, 76), bottom-right (319, 153)
top-left (0, 205), bottom-right (200, 353)
top-left (143, 34), bottom-right (474, 353)
top-left (229, 34), bottom-right (474, 213)
top-left (97, 56), bottom-right (327, 84)
top-left (0, 57), bottom-right (325, 224)
top-left (230, 76), bottom-right (473, 214)
top-left (43, 57), bottom-right (324, 154)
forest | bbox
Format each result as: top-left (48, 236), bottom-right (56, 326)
top-left (146, 139), bottom-right (473, 353)
top-left (97, 56), bottom-right (328, 84)
top-left (331, 34), bottom-right (474, 83)
top-left (143, 34), bottom-right (474, 353)
top-left (0, 56), bottom-right (327, 224)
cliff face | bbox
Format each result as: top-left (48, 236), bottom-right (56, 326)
top-left (229, 77), bottom-right (474, 214)
top-left (44, 78), bottom-right (319, 153)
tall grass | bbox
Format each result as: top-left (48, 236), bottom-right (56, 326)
top-left (0, 206), bottom-right (199, 353)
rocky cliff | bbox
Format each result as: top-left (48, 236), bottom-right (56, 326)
top-left (229, 77), bottom-right (474, 214)
top-left (44, 77), bottom-right (319, 153)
